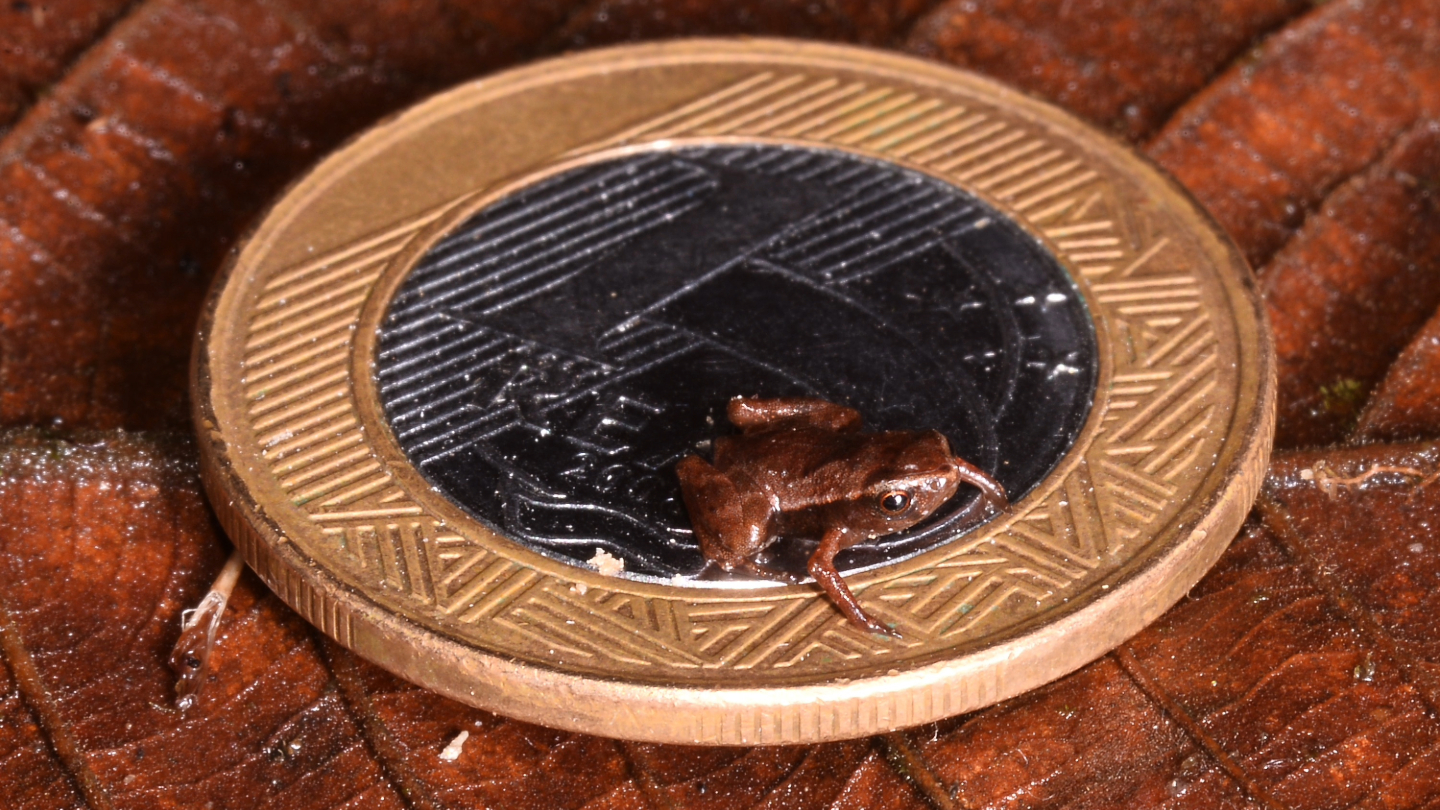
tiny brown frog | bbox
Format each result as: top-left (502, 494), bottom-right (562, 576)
top-left (677, 397), bottom-right (1007, 636)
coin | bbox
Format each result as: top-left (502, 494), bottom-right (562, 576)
top-left (194, 39), bottom-right (1274, 745)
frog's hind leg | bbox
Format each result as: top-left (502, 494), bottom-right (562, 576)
top-left (728, 397), bottom-right (861, 433)
top-left (676, 455), bottom-right (773, 570)
top-left (808, 528), bottom-right (902, 638)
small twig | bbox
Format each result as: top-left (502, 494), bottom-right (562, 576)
top-left (877, 732), bottom-right (962, 810)
top-left (1417, 469), bottom-right (1440, 495)
top-left (1302, 461), bottom-right (1437, 499)
top-left (169, 549), bottom-right (244, 711)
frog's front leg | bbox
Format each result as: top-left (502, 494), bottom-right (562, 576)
top-left (807, 527), bottom-right (902, 638)
top-left (954, 457), bottom-right (1009, 513)
top-left (676, 455), bottom-right (775, 570)
top-left (728, 397), bottom-right (861, 433)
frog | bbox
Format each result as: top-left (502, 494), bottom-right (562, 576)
top-left (676, 396), bottom-right (1008, 637)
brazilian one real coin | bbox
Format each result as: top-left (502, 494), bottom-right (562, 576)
top-left (194, 39), bottom-right (1274, 745)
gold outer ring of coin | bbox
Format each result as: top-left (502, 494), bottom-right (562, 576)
top-left (194, 38), bottom-right (1275, 745)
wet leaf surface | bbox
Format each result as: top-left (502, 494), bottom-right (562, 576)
top-left (3, 1), bottom-right (1440, 808)
top-left (907, 0), bottom-right (1308, 142)
top-left (0, 0), bottom-right (137, 134)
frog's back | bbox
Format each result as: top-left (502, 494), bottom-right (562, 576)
top-left (713, 429), bottom-right (925, 512)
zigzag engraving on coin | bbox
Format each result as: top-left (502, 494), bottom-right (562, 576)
top-left (196, 40), bottom-right (1274, 744)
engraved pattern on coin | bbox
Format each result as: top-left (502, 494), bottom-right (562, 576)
top-left (230, 68), bottom-right (1234, 682)
top-left (374, 144), bottom-right (1097, 581)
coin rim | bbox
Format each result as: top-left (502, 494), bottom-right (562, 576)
top-left (193, 38), bottom-right (1275, 744)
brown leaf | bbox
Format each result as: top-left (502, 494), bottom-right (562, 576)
top-left (1148, 0), bottom-right (1440, 269)
top-left (1356, 308), bottom-right (1440, 444)
top-left (1263, 120), bottom-right (1440, 447)
top-left (0, 433), bottom-right (409, 809)
top-left (916, 657), bottom-right (1232, 808)
top-left (327, 647), bottom-right (644, 810)
top-left (906, 0), bottom-right (1307, 141)
top-left (0, 0), bottom-right (578, 430)
top-left (0, 0), bottom-right (137, 134)
top-left (6, 1), bottom-right (1440, 808)
top-left (554, 0), bottom-right (938, 49)
top-left (0, 651), bottom-right (84, 808)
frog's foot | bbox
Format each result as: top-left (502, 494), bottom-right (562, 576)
top-left (690, 560), bottom-right (725, 581)
top-left (808, 529), bottom-right (903, 639)
top-left (735, 557), bottom-right (806, 586)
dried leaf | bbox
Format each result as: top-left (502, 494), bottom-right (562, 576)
top-left (0, 0), bottom-right (577, 429)
top-left (0, 0), bottom-right (137, 133)
top-left (0, 434), bottom-right (412, 808)
top-left (1149, 0), bottom-right (1440, 268)
top-left (1263, 121), bottom-right (1440, 447)
top-left (5, 1), bottom-right (1440, 808)
top-left (1356, 308), bottom-right (1440, 443)
top-left (0, 651), bottom-right (84, 809)
top-left (906, 0), bottom-right (1308, 141)
top-left (554, 0), bottom-right (937, 49)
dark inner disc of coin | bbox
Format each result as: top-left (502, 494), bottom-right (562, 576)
top-left (375, 144), bottom-right (1098, 582)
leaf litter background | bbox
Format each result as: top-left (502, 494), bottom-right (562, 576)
top-left (1, 0), bottom-right (1440, 807)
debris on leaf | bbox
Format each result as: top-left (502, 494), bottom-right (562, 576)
top-left (1319, 377), bottom-right (1365, 419)
top-left (169, 549), bottom-right (244, 711)
top-left (1306, 460), bottom-right (1440, 499)
top-left (439, 730), bottom-right (469, 762)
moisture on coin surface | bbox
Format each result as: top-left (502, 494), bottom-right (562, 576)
top-left (375, 143), bottom-right (1097, 583)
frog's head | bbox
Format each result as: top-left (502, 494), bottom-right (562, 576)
top-left (851, 430), bottom-right (966, 536)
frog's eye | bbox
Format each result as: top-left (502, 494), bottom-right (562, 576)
top-left (879, 490), bottom-right (912, 514)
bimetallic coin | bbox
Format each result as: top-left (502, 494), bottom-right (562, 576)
top-left (194, 39), bottom-right (1274, 745)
